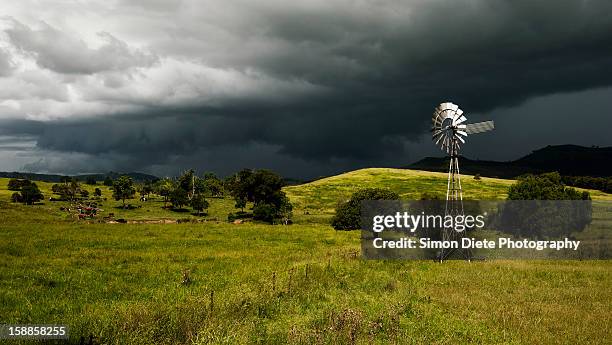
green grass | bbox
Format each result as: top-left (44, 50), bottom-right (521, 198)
top-left (0, 169), bottom-right (611, 344)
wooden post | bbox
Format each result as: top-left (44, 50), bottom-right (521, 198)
top-left (210, 290), bottom-right (214, 312)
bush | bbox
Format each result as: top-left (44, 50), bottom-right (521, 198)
top-left (227, 211), bottom-right (253, 222)
top-left (331, 188), bottom-right (400, 230)
top-left (508, 172), bottom-right (590, 200)
top-left (253, 203), bottom-right (278, 223)
top-left (474, 174), bottom-right (481, 180)
top-left (500, 172), bottom-right (592, 238)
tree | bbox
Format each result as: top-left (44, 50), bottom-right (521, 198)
top-left (169, 186), bottom-right (189, 209)
top-left (138, 183), bottom-right (153, 200)
top-left (94, 188), bottom-right (102, 197)
top-left (19, 182), bottom-right (44, 205)
top-left (85, 176), bottom-right (97, 185)
top-left (51, 180), bottom-right (82, 201)
top-left (155, 178), bottom-right (174, 208)
top-left (225, 169), bottom-right (293, 223)
top-left (331, 188), bottom-right (400, 230)
top-left (203, 172), bottom-right (224, 197)
top-left (190, 193), bottom-right (209, 215)
top-left (103, 176), bottom-right (113, 186)
top-left (113, 176), bottom-right (136, 208)
top-left (177, 169), bottom-right (195, 200)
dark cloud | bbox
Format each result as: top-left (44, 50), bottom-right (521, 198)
top-left (1, 0), bottom-right (612, 177)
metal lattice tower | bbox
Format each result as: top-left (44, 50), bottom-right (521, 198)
top-left (431, 102), bottom-right (494, 261)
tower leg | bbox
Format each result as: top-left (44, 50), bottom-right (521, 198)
top-left (440, 141), bottom-right (471, 261)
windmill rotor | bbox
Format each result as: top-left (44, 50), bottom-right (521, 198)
top-left (431, 102), bottom-right (494, 155)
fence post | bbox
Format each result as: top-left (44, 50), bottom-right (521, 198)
top-left (210, 290), bottom-right (214, 313)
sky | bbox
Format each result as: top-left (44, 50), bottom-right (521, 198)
top-left (0, 0), bottom-right (611, 179)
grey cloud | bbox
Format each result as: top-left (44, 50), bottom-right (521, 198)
top-left (5, 19), bottom-right (158, 74)
top-left (1, 0), bottom-right (612, 178)
top-left (0, 48), bottom-right (15, 76)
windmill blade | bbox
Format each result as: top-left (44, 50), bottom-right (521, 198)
top-left (465, 121), bottom-right (494, 135)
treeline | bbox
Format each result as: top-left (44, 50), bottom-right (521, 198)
top-left (561, 175), bottom-right (612, 194)
top-left (7, 168), bottom-right (293, 224)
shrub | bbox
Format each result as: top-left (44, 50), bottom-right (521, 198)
top-left (474, 173), bottom-right (481, 180)
top-left (508, 172), bottom-right (590, 200)
top-left (501, 172), bottom-right (592, 238)
top-left (103, 176), bottom-right (113, 186)
top-left (253, 203), bottom-right (278, 223)
top-left (331, 188), bottom-right (400, 230)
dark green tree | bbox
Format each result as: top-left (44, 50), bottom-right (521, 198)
top-left (113, 176), bottom-right (136, 208)
top-left (331, 188), bottom-right (400, 230)
top-left (170, 186), bottom-right (189, 209)
top-left (155, 178), bottom-right (174, 208)
top-left (85, 176), bottom-right (97, 185)
top-left (19, 182), bottom-right (44, 205)
top-left (94, 188), bottom-right (102, 197)
top-left (103, 176), bottom-right (113, 186)
top-left (190, 193), bottom-right (209, 215)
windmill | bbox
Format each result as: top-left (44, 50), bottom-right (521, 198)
top-left (431, 102), bottom-right (494, 260)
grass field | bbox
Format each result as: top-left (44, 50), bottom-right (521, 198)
top-left (0, 169), bottom-right (611, 344)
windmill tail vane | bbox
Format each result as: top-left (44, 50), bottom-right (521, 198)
top-left (431, 102), bottom-right (495, 261)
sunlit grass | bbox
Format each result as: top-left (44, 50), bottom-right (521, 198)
top-left (0, 169), bottom-right (611, 344)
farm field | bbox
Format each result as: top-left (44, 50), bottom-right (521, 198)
top-left (0, 169), bottom-right (611, 344)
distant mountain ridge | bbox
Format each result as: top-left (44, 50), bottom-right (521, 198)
top-left (0, 171), bottom-right (158, 183)
top-left (408, 145), bottom-right (612, 178)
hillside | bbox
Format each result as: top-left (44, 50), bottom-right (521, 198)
top-left (409, 144), bottom-right (612, 178)
top-left (286, 168), bottom-right (612, 223)
top-left (1, 169), bottom-right (611, 343)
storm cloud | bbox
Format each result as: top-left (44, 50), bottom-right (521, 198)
top-left (1, 0), bottom-right (612, 177)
